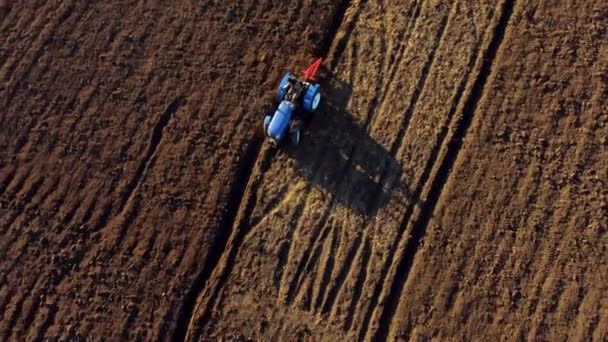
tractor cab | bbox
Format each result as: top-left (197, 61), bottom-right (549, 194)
top-left (284, 78), bottom-right (305, 103)
top-left (263, 58), bottom-right (323, 147)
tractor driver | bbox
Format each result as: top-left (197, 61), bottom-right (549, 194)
top-left (282, 76), bottom-right (296, 100)
top-left (285, 77), bottom-right (303, 103)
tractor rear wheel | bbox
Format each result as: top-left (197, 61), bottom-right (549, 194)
top-left (263, 115), bottom-right (272, 135)
top-left (303, 83), bottom-right (321, 112)
top-left (290, 121), bottom-right (301, 146)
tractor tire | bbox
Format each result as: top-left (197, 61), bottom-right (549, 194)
top-left (303, 83), bottom-right (321, 112)
top-left (290, 121), bottom-right (301, 146)
top-left (263, 115), bottom-right (272, 135)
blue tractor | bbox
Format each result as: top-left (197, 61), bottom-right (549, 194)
top-left (263, 58), bottom-right (323, 147)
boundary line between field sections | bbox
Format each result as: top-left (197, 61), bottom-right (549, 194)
top-left (370, 0), bottom-right (516, 340)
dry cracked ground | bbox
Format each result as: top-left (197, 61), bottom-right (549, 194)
top-left (1, 0), bottom-right (607, 341)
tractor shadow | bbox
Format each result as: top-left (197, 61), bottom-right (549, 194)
top-left (285, 73), bottom-right (418, 218)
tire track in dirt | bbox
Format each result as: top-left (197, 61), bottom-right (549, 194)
top-left (352, 8), bottom-right (449, 330)
top-left (104, 97), bottom-right (184, 255)
top-left (305, 0), bottom-right (425, 314)
top-left (355, 6), bottom-right (478, 333)
top-left (282, 0), bottom-right (423, 317)
top-left (284, 210), bottom-right (333, 304)
top-left (311, 224), bottom-right (340, 311)
top-left (336, 237), bottom-right (375, 327)
top-left (280, 137), bottom-right (347, 305)
top-left (341, 236), bottom-right (371, 330)
top-left (369, 0), bottom-right (423, 131)
top-left (266, 71), bottom-right (360, 303)
top-left (274, 161), bottom-right (332, 301)
top-left (371, 3), bottom-right (451, 195)
top-left (287, 40), bottom-right (365, 308)
top-left (172, 137), bottom-right (269, 342)
top-left (317, 229), bottom-right (361, 313)
top-left (284, 26), bottom-right (378, 309)
top-left (350, 1), bottom-right (474, 338)
top-left (317, 0), bottom-right (452, 327)
top-left (272, 201), bottom-right (307, 289)
top-left (326, 0), bottom-right (366, 69)
top-left (368, 1), bottom-right (515, 340)
top-left (119, 98), bottom-right (183, 215)
top-left (285, 155), bottom-right (361, 308)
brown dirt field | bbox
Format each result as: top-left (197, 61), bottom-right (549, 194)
top-left (1, 0), bottom-right (607, 341)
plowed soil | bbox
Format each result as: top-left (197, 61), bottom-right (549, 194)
top-left (1, 0), bottom-right (607, 341)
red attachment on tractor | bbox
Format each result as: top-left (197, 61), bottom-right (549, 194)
top-left (303, 57), bottom-right (323, 82)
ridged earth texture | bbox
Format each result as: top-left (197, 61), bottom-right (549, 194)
top-left (1, 1), bottom-right (606, 340)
